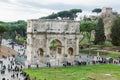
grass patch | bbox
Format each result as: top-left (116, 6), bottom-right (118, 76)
top-left (24, 64), bottom-right (120, 80)
top-left (102, 41), bottom-right (113, 46)
top-left (79, 49), bottom-right (120, 58)
top-left (80, 36), bottom-right (89, 45)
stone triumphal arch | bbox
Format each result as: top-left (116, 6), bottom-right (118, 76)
top-left (25, 19), bottom-right (81, 65)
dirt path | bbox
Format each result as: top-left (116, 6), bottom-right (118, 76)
top-left (0, 45), bottom-right (17, 58)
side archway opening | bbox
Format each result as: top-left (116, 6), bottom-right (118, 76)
top-left (68, 47), bottom-right (73, 56)
top-left (38, 48), bottom-right (44, 62)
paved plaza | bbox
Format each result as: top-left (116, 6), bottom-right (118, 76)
top-left (0, 57), bottom-right (24, 80)
top-left (0, 39), bottom-right (25, 80)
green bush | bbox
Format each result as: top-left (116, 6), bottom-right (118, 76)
top-left (15, 37), bottom-right (26, 43)
top-left (102, 41), bottom-right (112, 46)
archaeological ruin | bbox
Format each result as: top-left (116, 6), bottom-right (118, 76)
top-left (25, 19), bottom-right (82, 65)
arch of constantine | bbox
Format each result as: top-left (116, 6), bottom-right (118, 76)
top-left (25, 19), bottom-right (82, 65)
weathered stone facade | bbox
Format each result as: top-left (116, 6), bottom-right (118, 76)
top-left (102, 7), bottom-right (112, 17)
top-left (25, 19), bottom-right (82, 65)
top-left (101, 7), bottom-right (118, 40)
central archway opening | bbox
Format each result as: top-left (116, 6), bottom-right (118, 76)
top-left (50, 39), bottom-right (62, 57)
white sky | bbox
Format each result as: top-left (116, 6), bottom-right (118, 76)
top-left (0, 0), bottom-right (120, 22)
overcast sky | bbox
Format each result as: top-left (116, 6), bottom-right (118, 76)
top-left (0, 0), bottom-right (120, 22)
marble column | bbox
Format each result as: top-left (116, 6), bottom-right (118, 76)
top-left (46, 38), bottom-right (50, 55)
top-left (64, 37), bottom-right (67, 55)
top-left (76, 36), bottom-right (79, 55)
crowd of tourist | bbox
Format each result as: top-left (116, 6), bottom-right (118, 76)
top-left (0, 56), bottom-right (29, 80)
top-left (27, 55), bottom-right (120, 69)
top-left (1, 54), bottom-right (120, 80)
top-left (62, 55), bottom-right (120, 67)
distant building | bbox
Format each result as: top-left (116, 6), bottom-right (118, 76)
top-left (102, 7), bottom-right (118, 18)
top-left (102, 7), bottom-right (113, 17)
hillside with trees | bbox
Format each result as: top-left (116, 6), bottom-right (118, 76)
top-left (0, 20), bottom-right (27, 44)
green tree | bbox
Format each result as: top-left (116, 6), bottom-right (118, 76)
top-left (94, 17), bottom-right (105, 44)
top-left (17, 20), bottom-right (27, 37)
top-left (3, 20), bottom-right (27, 40)
top-left (50, 40), bottom-right (57, 50)
top-left (9, 20), bottom-right (27, 38)
top-left (57, 10), bottom-right (73, 19)
top-left (92, 8), bottom-right (101, 16)
top-left (69, 9), bottom-right (82, 20)
top-left (17, 23), bottom-right (26, 37)
top-left (0, 22), bottom-right (8, 51)
top-left (8, 25), bottom-right (18, 39)
top-left (41, 13), bottom-right (58, 19)
top-left (40, 9), bottom-right (82, 20)
top-left (80, 21), bottom-right (96, 43)
top-left (110, 16), bottom-right (120, 46)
